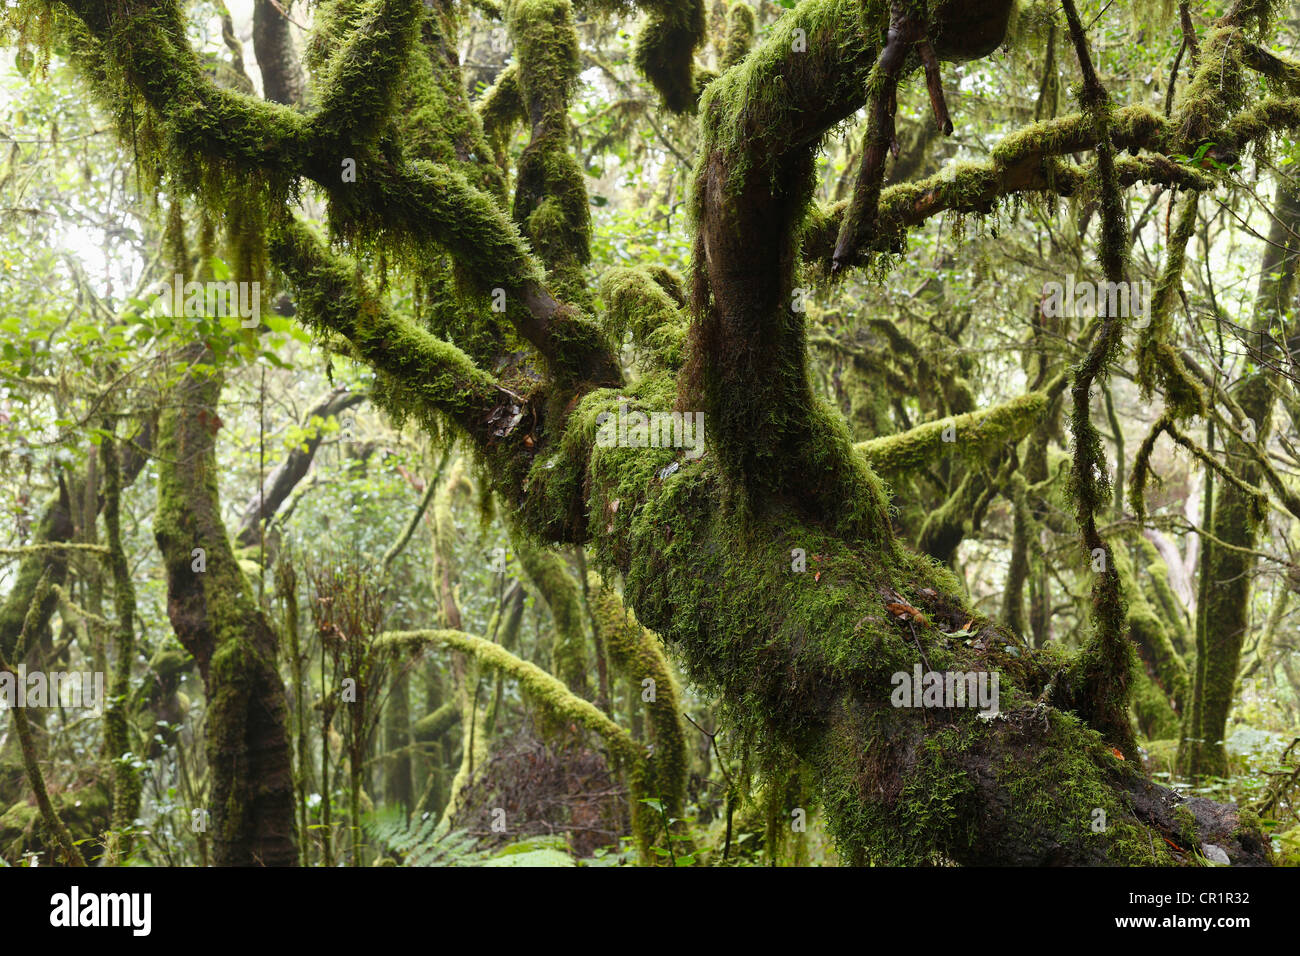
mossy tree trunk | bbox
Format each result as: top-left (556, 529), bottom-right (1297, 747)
top-left (153, 346), bottom-right (298, 866)
top-left (1180, 182), bottom-right (1300, 779)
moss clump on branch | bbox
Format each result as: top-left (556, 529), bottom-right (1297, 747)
top-left (633, 0), bottom-right (708, 113)
top-left (598, 447), bottom-right (1196, 863)
top-left (268, 218), bottom-right (528, 477)
top-left (478, 63), bottom-right (525, 166)
top-left (1137, 193), bottom-right (1204, 418)
top-left (718, 1), bottom-right (755, 71)
top-left (598, 266), bottom-right (690, 370)
top-left (306, 0), bottom-right (422, 148)
top-left (399, 0), bottom-right (508, 200)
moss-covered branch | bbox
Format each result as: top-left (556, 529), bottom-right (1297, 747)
top-left (55, 0), bottom-right (619, 391)
top-left (855, 392), bottom-right (1047, 474)
top-left (517, 541), bottom-right (590, 698)
top-left (268, 218), bottom-right (530, 465)
top-left (377, 627), bottom-right (662, 859)
top-left (507, 0), bottom-right (591, 305)
top-left (0, 483), bottom-right (73, 662)
top-left (719, 1), bottom-right (754, 71)
top-left (586, 570), bottom-right (690, 859)
top-left (307, 0), bottom-right (421, 146)
top-left (632, 0), bottom-right (707, 113)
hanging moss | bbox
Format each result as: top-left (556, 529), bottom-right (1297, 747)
top-left (1136, 192), bottom-right (1204, 418)
top-left (478, 63), bottom-right (525, 166)
top-left (633, 0), bottom-right (708, 113)
top-left (268, 218), bottom-right (531, 490)
top-left (57, 0), bottom-right (618, 392)
top-left (307, 0), bottom-right (422, 147)
top-left (397, 0), bottom-right (508, 200)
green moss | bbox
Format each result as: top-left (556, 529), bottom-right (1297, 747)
top-left (307, 0), bottom-right (422, 148)
top-left (412, 701), bottom-right (461, 742)
top-left (586, 571), bottom-right (689, 858)
top-left (719, 2), bottom-right (755, 71)
top-left (856, 392), bottom-right (1048, 474)
top-left (398, 0), bottom-right (508, 199)
top-left (268, 219), bottom-right (531, 489)
top-left (0, 783), bottom-right (111, 864)
top-left (1112, 541), bottom-right (1189, 734)
top-left (101, 437), bottom-right (142, 841)
top-left (633, 0), bottom-right (708, 113)
top-left (478, 63), bottom-right (524, 164)
top-left (0, 487), bottom-right (71, 662)
top-left (507, 0), bottom-right (592, 306)
top-left (1137, 193), bottom-right (1204, 418)
top-left (152, 353), bottom-right (297, 865)
top-left (990, 711), bottom-right (1167, 865)
top-left (598, 266), bottom-right (689, 370)
top-left (517, 542), bottom-right (590, 697)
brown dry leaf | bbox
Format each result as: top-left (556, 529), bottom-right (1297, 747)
top-left (885, 601), bottom-right (927, 624)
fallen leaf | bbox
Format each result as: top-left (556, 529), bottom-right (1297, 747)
top-left (885, 601), bottom-right (927, 624)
